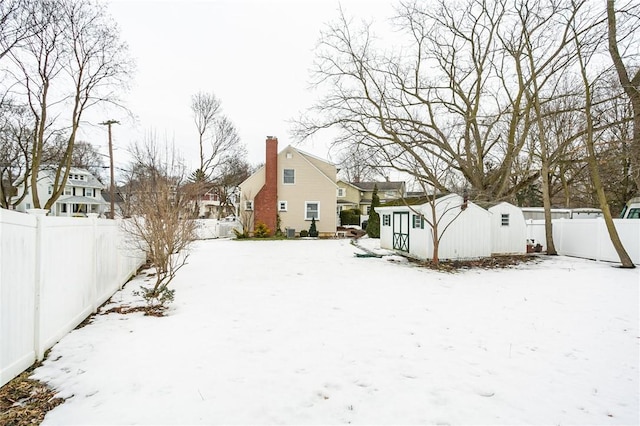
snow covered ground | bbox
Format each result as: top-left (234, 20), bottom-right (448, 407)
top-left (32, 238), bottom-right (639, 425)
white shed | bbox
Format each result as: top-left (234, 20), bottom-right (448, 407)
top-left (377, 194), bottom-right (492, 261)
top-left (488, 202), bottom-right (527, 255)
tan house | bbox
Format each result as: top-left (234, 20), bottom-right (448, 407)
top-left (337, 180), bottom-right (406, 217)
top-left (239, 137), bottom-right (338, 237)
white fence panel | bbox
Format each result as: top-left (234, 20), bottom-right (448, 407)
top-left (553, 219), bottom-right (601, 260)
top-left (555, 219), bottom-right (639, 264)
top-left (610, 219), bottom-right (640, 263)
top-left (0, 210), bottom-right (37, 387)
top-left (526, 218), bottom-right (639, 265)
top-left (194, 219), bottom-right (241, 240)
top-left (0, 209), bottom-right (145, 387)
top-left (39, 216), bottom-right (96, 357)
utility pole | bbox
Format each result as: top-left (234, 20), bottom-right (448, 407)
top-left (100, 120), bottom-right (119, 219)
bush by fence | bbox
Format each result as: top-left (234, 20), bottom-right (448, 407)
top-left (0, 209), bottom-right (145, 388)
top-left (340, 209), bottom-right (362, 226)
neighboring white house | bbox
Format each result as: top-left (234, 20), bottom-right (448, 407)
top-left (488, 202), bottom-right (527, 255)
top-left (14, 167), bottom-right (106, 217)
top-left (377, 194), bottom-right (492, 261)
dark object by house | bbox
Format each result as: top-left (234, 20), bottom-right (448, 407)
top-left (526, 240), bottom-right (543, 253)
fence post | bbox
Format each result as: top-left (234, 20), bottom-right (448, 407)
top-left (27, 208), bottom-right (48, 361)
top-left (88, 213), bottom-right (99, 313)
top-left (596, 217), bottom-right (603, 262)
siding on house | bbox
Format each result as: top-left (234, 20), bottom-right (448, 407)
top-left (239, 138), bottom-right (337, 236)
top-left (336, 180), bottom-right (362, 211)
top-left (277, 147), bottom-right (337, 235)
top-left (13, 167), bottom-right (106, 216)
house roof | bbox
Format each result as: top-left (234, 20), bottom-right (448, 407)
top-left (291, 145), bottom-right (338, 188)
top-left (240, 144), bottom-right (337, 188)
top-left (101, 190), bottom-right (125, 203)
top-left (350, 181), bottom-right (405, 191)
top-left (40, 166), bottom-right (105, 189)
top-left (57, 195), bottom-right (105, 205)
top-left (337, 180), bottom-right (363, 191)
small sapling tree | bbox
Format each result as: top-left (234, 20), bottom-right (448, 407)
top-left (121, 137), bottom-right (198, 314)
top-left (309, 216), bottom-right (318, 237)
top-left (365, 184), bottom-right (380, 238)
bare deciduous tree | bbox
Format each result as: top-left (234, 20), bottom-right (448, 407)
top-left (216, 155), bottom-right (251, 218)
top-left (190, 91), bottom-right (243, 183)
top-left (47, 140), bottom-right (106, 182)
top-left (334, 142), bottom-right (383, 183)
top-left (0, 99), bottom-right (31, 208)
top-left (121, 136), bottom-right (199, 313)
top-left (0, 0), bottom-right (37, 61)
top-left (295, 0), bottom-right (558, 203)
top-left (5, 0), bottom-right (131, 211)
top-left (189, 91), bottom-right (245, 217)
top-left (607, 0), bottom-right (640, 191)
top-left (574, 15), bottom-right (635, 268)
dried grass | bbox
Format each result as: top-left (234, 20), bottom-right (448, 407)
top-left (0, 365), bottom-right (63, 426)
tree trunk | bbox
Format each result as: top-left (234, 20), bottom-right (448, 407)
top-left (541, 163), bottom-right (558, 255)
top-left (581, 19), bottom-right (635, 268)
top-left (432, 232), bottom-right (440, 267)
top-left (607, 0), bottom-right (640, 192)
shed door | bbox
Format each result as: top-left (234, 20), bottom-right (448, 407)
top-left (393, 212), bottom-right (409, 252)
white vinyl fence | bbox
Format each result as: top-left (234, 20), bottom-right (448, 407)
top-left (0, 209), bottom-right (145, 388)
top-left (194, 219), bottom-right (241, 239)
top-left (526, 218), bottom-right (640, 265)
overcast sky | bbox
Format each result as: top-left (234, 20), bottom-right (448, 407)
top-left (89, 0), bottom-right (394, 172)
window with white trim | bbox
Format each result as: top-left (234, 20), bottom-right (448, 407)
top-left (64, 187), bottom-right (72, 195)
top-left (501, 214), bottom-right (510, 226)
top-left (283, 169), bottom-right (295, 184)
top-left (278, 201), bottom-right (287, 211)
top-left (245, 200), bottom-right (253, 210)
top-left (305, 201), bottom-right (319, 220)
top-left (85, 188), bottom-right (94, 197)
top-left (337, 188), bottom-right (346, 197)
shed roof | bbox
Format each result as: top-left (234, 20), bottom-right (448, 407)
top-left (380, 193), bottom-right (451, 206)
top-left (350, 181), bottom-right (404, 191)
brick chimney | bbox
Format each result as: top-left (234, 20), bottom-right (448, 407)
top-left (254, 136), bottom-right (278, 235)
